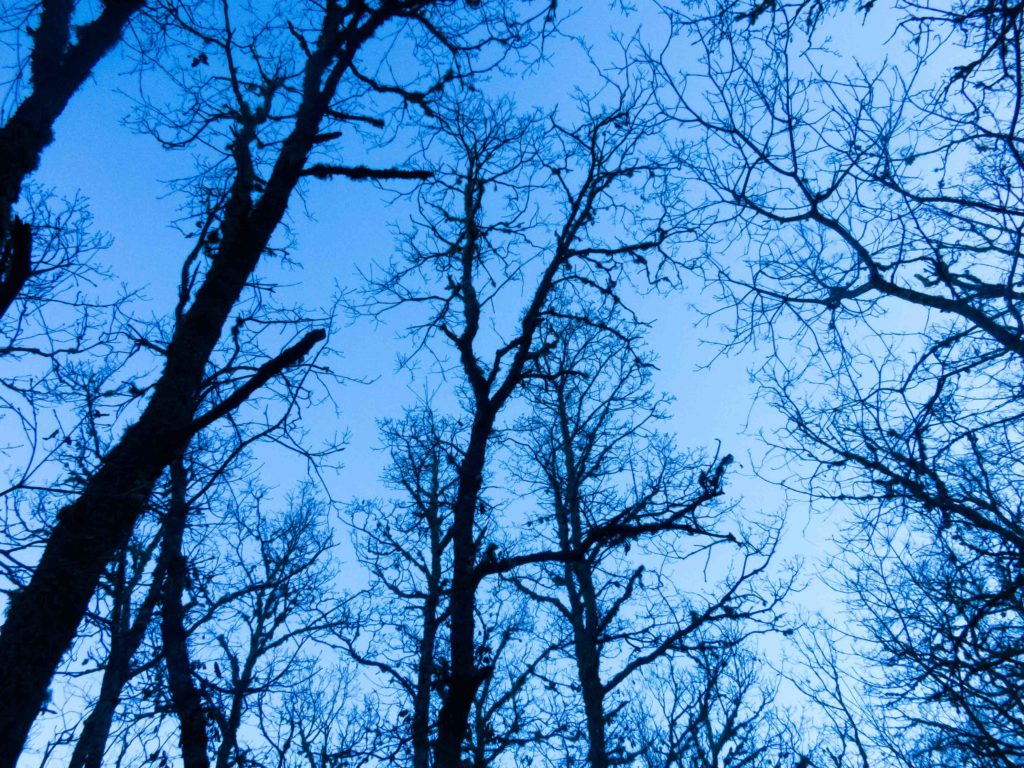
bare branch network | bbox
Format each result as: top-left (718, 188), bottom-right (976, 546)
top-left (0, 1), bottom-right (1020, 767)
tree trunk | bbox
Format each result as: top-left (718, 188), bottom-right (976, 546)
top-left (0, 0), bottom-right (142, 318)
top-left (0, 26), bottom-right (344, 757)
top-left (0, 239), bottom-right (248, 765)
top-left (0, 217), bottom-right (32, 320)
top-left (68, 696), bottom-right (119, 768)
top-left (433, 412), bottom-right (494, 768)
top-left (570, 571), bottom-right (608, 768)
top-left (412, 482), bottom-right (445, 768)
top-left (413, 597), bottom-right (441, 768)
top-left (556, 394), bottom-right (609, 768)
top-left (68, 549), bottom-right (164, 768)
top-left (161, 458), bottom-right (210, 768)
top-left (0, 437), bottom-right (175, 767)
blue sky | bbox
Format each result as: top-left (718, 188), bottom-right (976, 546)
top-left (26, 7), bottom-right (769, 477)
top-left (0, 2), bottom-right (927, 761)
top-left (9, 3), bottom-right (864, 644)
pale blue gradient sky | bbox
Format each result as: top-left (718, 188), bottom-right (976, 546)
top-left (21, 0), bottom-right (849, 609)
top-left (4, 2), bottom-right (985, 765)
top-left (2, 3), bottom-right (912, 761)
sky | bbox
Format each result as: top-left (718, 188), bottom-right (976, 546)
top-left (0, 0), bottom-right (947, 761)
top-left (2, 12), bottom-right (882, 679)
top-left (24, 3), bottom-right (793, 509)
top-left (0, 4), bottom-right (912, 711)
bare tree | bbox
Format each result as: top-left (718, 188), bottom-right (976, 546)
top-left (654, 0), bottom-right (1024, 764)
top-left (462, 584), bottom-right (554, 768)
top-left (346, 407), bottom-right (557, 768)
top-left (638, 641), bottom-right (799, 768)
top-left (0, 0), bottom-right (144, 319)
top-left (367, 78), bottom-right (676, 766)
top-left (104, 454), bottom-right (349, 768)
top-left (511, 315), bottom-right (788, 768)
top-left (345, 408), bottom-right (461, 768)
top-left (0, 2), bottom-right (550, 762)
top-left (64, 520), bottom-right (164, 768)
top-left (159, 455), bottom-right (209, 768)
top-left (785, 621), bottom-right (880, 768)
top-left (257, 669), bottom-right (371, 768)
top-left (195, 485), bottom-right (345, 768)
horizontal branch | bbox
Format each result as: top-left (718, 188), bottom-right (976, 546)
top-left (475, 546), bottom-right (579, 582)
top-left (301, 164), bottom-right (432, 182)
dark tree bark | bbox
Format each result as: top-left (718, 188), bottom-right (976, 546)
top-left (564, 535), bottom-right (609, 768)
top-left (0, 1), bottom-right (381, 750)
top-left (544, 360), bottom-right (609, 768)
top-left (411, 560), bottom-right (443, 768)
top-left (0, 0), bottom-right (144, 319)
top-left (435, 411), bottom-right (498, 768)
top-left (0, 294), bottom-right (324, 763)
top-left (0, 217), bottom-right (32, 320)
top-left (161, 458), bottom-right (210, 768)
top-left (0, 3), bottom-right (535, 762)
top-left (67, 546), bottom-right (164, 768)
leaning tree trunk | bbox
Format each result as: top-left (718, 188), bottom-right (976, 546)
top-left (67, 549), bottom-right (164, 768)
top-left (0, 82), bottom-right (334, 765)
top-left (0, 0), bottom-right (143, 319)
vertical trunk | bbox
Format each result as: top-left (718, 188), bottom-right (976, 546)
top-left (412, 463), bottom-right (445, 768)
top-left (431, 114), bottom-right (566, 767)
top-left (161, 458), bottom-right (210, 768)
top-left (434, 412), bottom-right (494, 768)
top-left (568, 564), bottom-right (608, 768)
top-left (68, 550), bottom-right (164, 768)
top-left (560, 528), bottom-right (609, 768)
top-left (470, 697), bottom-right (489, 768)
top-left (555, 395), bottom-right (609, 768)
top-left (412, 586), bottom-right (441, 768)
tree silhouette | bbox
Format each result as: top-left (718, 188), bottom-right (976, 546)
top-left (658, 0), bottom-right (1024, 763)
top-left (0, 0), bottom-right (144, 319)
top-left (512, 315), bottom-right (788, 768)
top-left (366, 80), bottom-right (678, 765)
top-left (0, 2), bottom-right (550, 760)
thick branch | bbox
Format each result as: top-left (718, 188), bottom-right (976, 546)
top-left (188, 328), bottom-right (326, 435)
top-left (301, 164), bottom-right (431, 182)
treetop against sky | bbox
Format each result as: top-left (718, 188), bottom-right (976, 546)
top-left (0, 0), bottom-right (1020, 766)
